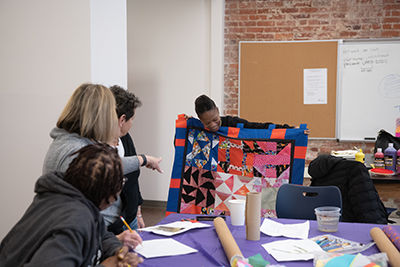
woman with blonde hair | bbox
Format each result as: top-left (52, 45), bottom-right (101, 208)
top-left (42, 83), bottom-right (162, 248)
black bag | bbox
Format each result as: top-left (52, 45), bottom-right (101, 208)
top-left (374, 129), bottom-right (400, 153)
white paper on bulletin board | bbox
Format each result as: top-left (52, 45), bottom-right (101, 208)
top-left (303, 68), bottom-right (327, 104)
top-left (338, 39), bottom-right (400, 141)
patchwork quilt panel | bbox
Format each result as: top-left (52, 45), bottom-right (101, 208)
top-left (167, 115), bottom-right (308, 218)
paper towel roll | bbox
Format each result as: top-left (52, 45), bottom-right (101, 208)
top-left (246, 192), bottom-right (261, 241)
top-left (214, 217), bottom-right (244, 265)
top-left (370, 227), bottom-right (400, 267)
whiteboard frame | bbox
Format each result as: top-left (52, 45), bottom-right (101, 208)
top-left (337, 38), bottom-right (400, 141)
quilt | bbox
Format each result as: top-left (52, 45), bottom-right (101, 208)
top-left (167, 115), bottom-right (308, 218)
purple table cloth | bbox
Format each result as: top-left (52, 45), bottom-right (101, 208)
top-left (137, 213), bottom-right (399, 267)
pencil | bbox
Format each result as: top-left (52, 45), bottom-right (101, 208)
top-left (120, 216), bottom-right (133, 233)
top-left (120, 216), bottom-right (143, 247)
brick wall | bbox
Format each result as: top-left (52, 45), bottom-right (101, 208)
top-left (223, 0), bottom-right (400, 165)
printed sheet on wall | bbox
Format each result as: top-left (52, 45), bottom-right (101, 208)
top-left (167, 115), bottom-right (308, 218)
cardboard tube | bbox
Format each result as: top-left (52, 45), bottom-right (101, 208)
top-left (370, 227), bottom-right (400, 267)
top-left (383, 225), bottom-right (400, 251)
top-left (246, 192), bottom-right (261, 241)
top-left (214, 217), bottom-right (244, 265)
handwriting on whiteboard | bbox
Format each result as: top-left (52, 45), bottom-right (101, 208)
top-left (342, 47), bottom-right (390, 72)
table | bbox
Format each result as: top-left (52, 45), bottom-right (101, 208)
top-left (138, 213), bottom-right (400, 267)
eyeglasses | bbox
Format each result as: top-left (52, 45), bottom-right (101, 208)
top-left (122, 177), bottom-right (128, 187)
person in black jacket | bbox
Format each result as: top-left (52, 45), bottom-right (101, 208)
top-left (0, 143), bottom-right (143, 267)
top-left (194, 94), bottom-right (310, 134)
top-left (105, 85), bottom-right (146, 233)
top-left (308, 154), bottom-right (388, 224)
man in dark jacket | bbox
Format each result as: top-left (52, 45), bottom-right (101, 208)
top-left (0, 144), bottom-right (143, 267)
top-left (308, 154), bottom-right (388, 224)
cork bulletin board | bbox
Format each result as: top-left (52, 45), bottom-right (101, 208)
top-left (239, 41), bottom-right (338, 138)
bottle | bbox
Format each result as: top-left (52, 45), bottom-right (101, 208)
top-left (397, 149), bottom-right (400, 173)
top-left (355, 149), bottom-right (365, 163)
top-left (384, 143), bottom-right (397, 173)
top-left (374, 148), bottom-right (384, 169)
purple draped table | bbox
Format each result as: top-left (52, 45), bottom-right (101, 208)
top-left (137, 213), bottom-right (400, 267)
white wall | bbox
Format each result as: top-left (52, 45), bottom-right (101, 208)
top-left (90, 0), bottom-right (128, 88)
top-left (127, 0), bottom-right (224, 201)
top-left (0, 0), bottom-right (91, 240)
top-left (0, 0), bottom-right (224, 241)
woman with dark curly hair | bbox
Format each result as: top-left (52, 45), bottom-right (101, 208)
top-left (0, 143), bottom-right (143, 267)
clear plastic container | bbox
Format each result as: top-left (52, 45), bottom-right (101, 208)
top-left (315, 206), bottom-right (341, 232)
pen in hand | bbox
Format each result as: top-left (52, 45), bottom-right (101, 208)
top-left (120, 216), bottom-right (143, 247)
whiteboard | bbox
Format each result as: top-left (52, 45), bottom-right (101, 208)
top-left (338, 39), bottom-right (400, 140)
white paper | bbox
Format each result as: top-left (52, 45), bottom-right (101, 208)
top-left (134, 238), bottom-right (198, 258)
top-left (260, 219), bottom-right (309, 239)
top-left (139, 221), bottom-right (211, 236)
top-left (303, 68), bottom-right (327, 104)
top-left (262, 239), bottom-right (323, 261)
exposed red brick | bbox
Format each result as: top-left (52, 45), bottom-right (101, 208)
top-left (293, 1), bottom-right (312, 7)
top-left (300, 7), bottom-right (319, 13)
top-left (274, 33), bottom-right (294, 40)
top-left (257, 21), bottom-right (275, 27)
top-left (292, 13), bottom-right (311, 19)
top-left (372, 24), bottom-right (382, 30)
top-left (230, 28), bottom-right (247, 34)
top-left (276, 21), bottom-right (297, 26)
top-left (255, 33), bottom-right (274, 39)
top-left (239, 2), bottom-right (257, 9)
top-left (230, 15), bottom-right (249, 21)
top-left (383, 17), bottom-right (400, 23)
top-left (383, 4), bottom-right (400, 10)
top-left (256, 1), bottom-right (284, 8)
top-left (256, 8), bottom-right (274, 14)
top-left (311, 13), bottom-right (330, 19)
top-left (381, 30), bottom-right (400, 37)
top-left (239, 9), bottom-right (257, 15)
top-left (239, 21), bottom-right (256, 27)
top-left (339, 31), bottom-right (358, 37)
top-left (223, 0), bottom-right (400, 155)
top-left (240, 33), bottom-right (257, 39)
top-left (281, 8), bottom-right (299, 13)
top-left (308, 20), bottom-right (322, 25)
top-left (249, 15), bottom-right (268, 20)
top-left (266, 14), bottom-right (286, 20)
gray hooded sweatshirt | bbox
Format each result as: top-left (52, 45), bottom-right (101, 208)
top-left (0, 172), bottom-right (122, 267)
top-left (42, 127), bottom-right (140, 174)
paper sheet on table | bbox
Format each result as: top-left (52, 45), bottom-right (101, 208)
top-left (139, 221), bottom-right (211, 236)
top-left (260, 219), bottom-right (310, 239)
top-left (262, 239), bottom-right (323, 261)
top-left (134, 238), bottom-right (198, 258)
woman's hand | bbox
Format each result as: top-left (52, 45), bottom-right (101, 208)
top-left (144, 155), bottom-right (163, 173)
top-left (116, 230), bottom-right (143, 249)
top-left (137, 216), bottom-right (145, 229)
top-left (100, 246), bottom-right (143, 267)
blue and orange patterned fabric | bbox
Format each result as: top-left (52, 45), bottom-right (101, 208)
top-left (166, 114), bottom-right (308, 218)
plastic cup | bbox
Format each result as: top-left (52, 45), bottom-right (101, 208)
top-left (315, 206), bottom-right (341, 232)
top-left (229, 199), bottom-right (246, 226)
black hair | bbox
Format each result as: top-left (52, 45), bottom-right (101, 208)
top-left (63, 143), bottom-right (124, 208)
top-left (195, 94), bottom-right (217, 117)
top-left (109, 85), bottom-right (142, 120)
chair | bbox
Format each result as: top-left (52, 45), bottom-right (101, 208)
top-left (275, 184), bottom-right (342, 221)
